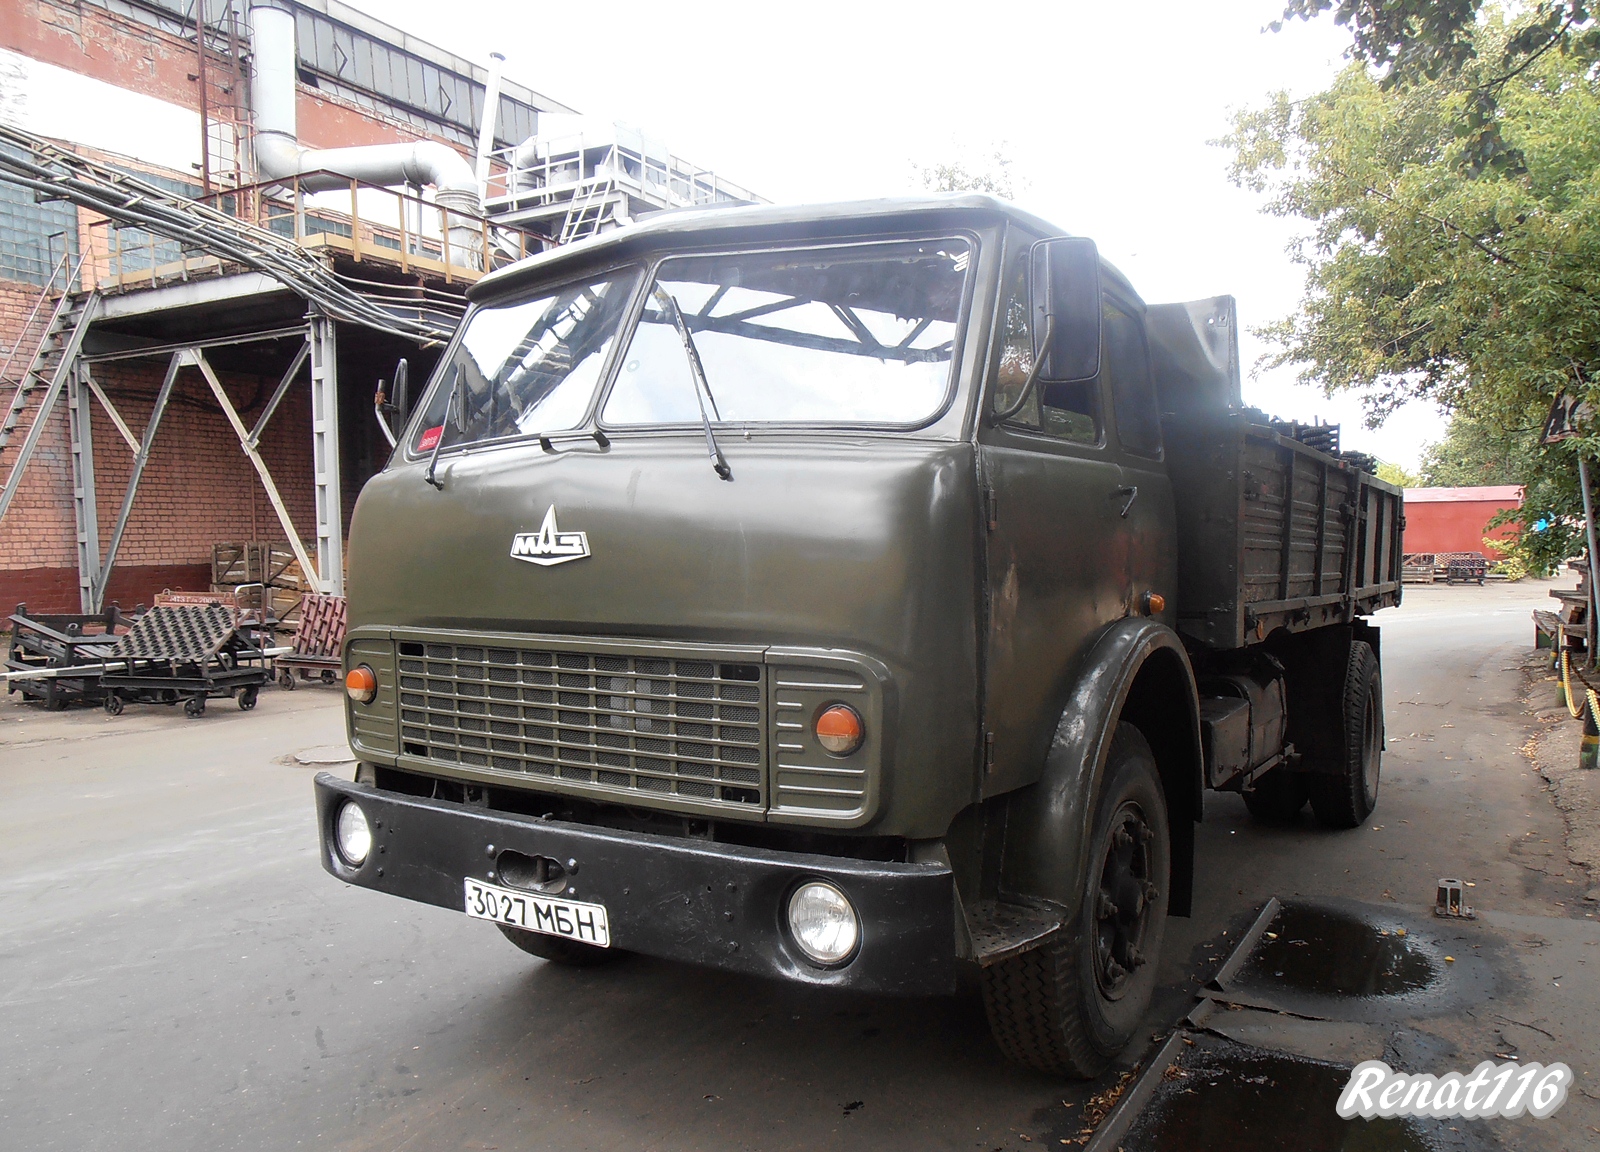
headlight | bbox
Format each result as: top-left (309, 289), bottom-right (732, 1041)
top-left (334, 800), bottom-right (372, 866)
top-left (786, 880), bottom-right (860, 966)
top-left (814, 704), bottom-right (864, 755)
top-left (345, 664), bottom-right (378, 704)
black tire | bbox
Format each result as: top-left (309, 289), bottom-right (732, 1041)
top-left (1241, 766), bottom-right (1309, 823)
top-left (184, 695), bottom-right (206, 718)
top-left (238, 686), bottom-right (259, 711)
top-left (981, 723), bottom-right (1170, 1078)
top-left (279, 668), bottom-right (296, 690)
top-left (102, 693), bottom-right (124, 717)
top-left (1309, 640), bottom-right (1382, 829)
top-left (497, 923), bottom-right (624, 967)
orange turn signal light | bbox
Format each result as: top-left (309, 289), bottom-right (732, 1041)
top-left (815, 704), bottom-right (864, 756)
top-left (345, 665), bottom-right (378, 704)
top-left (1144, 592), bottom-right (1166, 615)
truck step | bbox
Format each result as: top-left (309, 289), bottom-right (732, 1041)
top-left (967, 900), bottom-right (1063, 967)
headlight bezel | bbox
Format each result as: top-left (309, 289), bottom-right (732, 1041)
top-left (785, 878), bottom-right (861, 967)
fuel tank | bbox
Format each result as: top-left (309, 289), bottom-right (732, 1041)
top-left (346, 432), bottom-right (984, 837)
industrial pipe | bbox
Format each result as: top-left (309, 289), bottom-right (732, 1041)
top-left (248, 2), bottom-right (483, 266)
top-left (474, 52), bottom-right (505, 198)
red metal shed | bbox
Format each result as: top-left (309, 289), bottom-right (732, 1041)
top-left (1403, 486), bottom-right (1524, 558)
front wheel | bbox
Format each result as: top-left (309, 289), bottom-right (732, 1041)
top-left (497, 923), bottom-right (625, 967)
top-left (981, 723), bottom-right (1170, 1078)
top-left (1308, 640), bottom-right (1382, 829)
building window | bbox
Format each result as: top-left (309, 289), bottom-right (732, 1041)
top-left (0, 149), bottom-right (78, 287)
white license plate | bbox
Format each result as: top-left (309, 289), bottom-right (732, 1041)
top-left (463, 878), bottom-right (610, 948)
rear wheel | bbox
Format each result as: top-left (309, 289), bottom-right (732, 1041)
top-left (1242, 766), bottom-right (1308, 823)
top-left (497, 923), bottom-right (624, 967)
top-left (1309, 640), bottom-right (1382, 829)
top-left (981, 723), bottom-right (1169, 1078)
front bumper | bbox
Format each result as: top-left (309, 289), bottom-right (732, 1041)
top-left (314, 773), bottom-right (956, 995)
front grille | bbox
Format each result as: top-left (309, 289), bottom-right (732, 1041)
top-left (396, 641), bottom-right (766, 809)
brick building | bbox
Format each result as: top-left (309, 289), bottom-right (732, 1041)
top-left (0, 0), bottom-right (755, 614)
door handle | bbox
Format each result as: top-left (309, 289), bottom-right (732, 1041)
top-left (1115, 484), bottom-right (1139, 518)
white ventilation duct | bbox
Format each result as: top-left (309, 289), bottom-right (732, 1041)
top-left (248, 1), bottom-right (482, 267)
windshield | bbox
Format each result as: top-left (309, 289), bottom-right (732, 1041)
top-left (410, 269), bottom-right (639, 453)
top-left (602, 239), bottom-right (970, 427)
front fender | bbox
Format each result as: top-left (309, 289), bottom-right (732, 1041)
top-left (999, 617), bottom-right (1201, 916)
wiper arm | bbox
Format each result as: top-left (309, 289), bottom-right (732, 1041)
top-left (654, 287), bottom-right (731, 481)
top-left (423, 374), bottom-right (460, 490)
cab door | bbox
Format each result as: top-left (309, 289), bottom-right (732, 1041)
top-left (978, 243), bottom-right (1131, 798)
top-left (1102, 295), bottom-right (1177, 625)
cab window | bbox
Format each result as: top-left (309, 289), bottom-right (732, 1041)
top-left (1104, 298), bottom-right (1162, 457)
top-left (991, 260), bottom-right (1101, 444)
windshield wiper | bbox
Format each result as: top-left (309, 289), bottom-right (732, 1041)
top-left (654, 287), bottom-right (732, 481)
top-left (423, 373), bottom-right (461, 490)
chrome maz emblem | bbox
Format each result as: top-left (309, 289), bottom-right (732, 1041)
top-left (510, 505), bottom-right (590, 566)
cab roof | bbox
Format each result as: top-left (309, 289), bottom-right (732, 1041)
top-left (469, 194), bottom-right (1113, 303)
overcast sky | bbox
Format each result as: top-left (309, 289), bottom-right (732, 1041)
top-left (363, 0), bottom-right (1448, 470)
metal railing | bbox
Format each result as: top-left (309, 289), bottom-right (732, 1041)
top-left (82, 171), bottom-right (539, 293)
top-left (485, 133), bottom-right (763, 221)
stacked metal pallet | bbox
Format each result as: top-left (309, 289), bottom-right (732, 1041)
top-left (99, 592), bottom-right (274, 717)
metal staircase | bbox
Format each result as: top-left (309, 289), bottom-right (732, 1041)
top-left (0, 251), bottom-right (76, 454)
top-left (0, 122), bottom-right (459, 345)
top-left (0, 286), bottom-right (101, 525)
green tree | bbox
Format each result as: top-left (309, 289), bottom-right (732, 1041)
top-left (912, 142), bottom-right (1021, 200)
top-left (1417, 407), bottom-right (1531, 486)
top-left (1275, 1), bottom-right (1600, 173)
top-left (1223, 13), bottom-right (1596, 572)
top-left (1374, 461), bottom-right (1421, 487)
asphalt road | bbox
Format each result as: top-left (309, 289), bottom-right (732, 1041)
top-left (0, 580), bottom-right (1591, 1151)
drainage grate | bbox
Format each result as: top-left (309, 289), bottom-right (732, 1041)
top-left (396, 641), bottom-right (766, 809)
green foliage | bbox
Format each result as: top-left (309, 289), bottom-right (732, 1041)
top-left (1486, 503), bottom-right (1582, 576)
top-left (1226, 13), bottom-right (1600, 571)
top-left (1418, 407), bottom-right (1532, 486)
top-left (1489, 551), bottom-right (1531, 579)
top-left (1375, 461), bottom-right (1421, 486)
top-left (1275, 2), bottom-right (1600, 172)
top-left (913, 143), bottom-right (1021, 201)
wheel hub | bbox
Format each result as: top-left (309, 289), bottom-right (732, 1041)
top-left (1093, 802), bottom-right (1156, 1000)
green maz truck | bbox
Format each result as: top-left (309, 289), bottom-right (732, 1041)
top-left (315, 195), bottom-right (1403, 1077)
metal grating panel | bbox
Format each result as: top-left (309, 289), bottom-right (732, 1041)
top-left (396, 641), bottom-right (766, 809)
top-left (110, 604), bottom-right (236, 662)
top-left (769, 665), bottom-right (872, 822)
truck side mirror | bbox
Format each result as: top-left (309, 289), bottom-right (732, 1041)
top-left (374, 358), bottom-right (411, 449)
top-left (1030, 237), bottom-right (1101, 382)
top-left (392, 358), bottom-right (410, 426)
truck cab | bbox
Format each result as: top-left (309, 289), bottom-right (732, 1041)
top-left (316, 196), bottom-right (1402, 1077)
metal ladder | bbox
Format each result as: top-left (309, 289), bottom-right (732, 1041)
top-left (0, 288), bottom-right (102, 526)
top-left (558, 150), bottom-right (617, 245)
